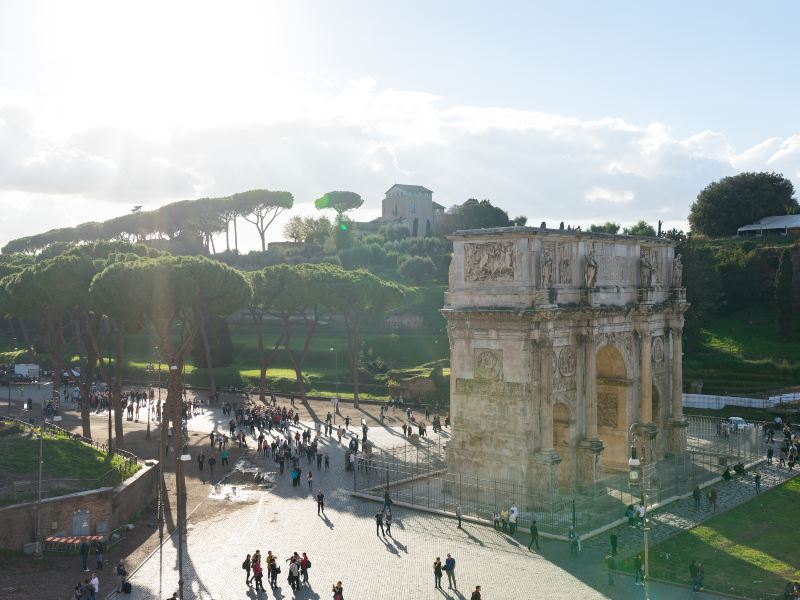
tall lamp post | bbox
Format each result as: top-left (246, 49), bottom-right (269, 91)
top-left (330, 347), bottom-right (339, 422)
top-left (628, 423), bottom-right (651, 600)
top-left (34, 390), bottom-right (61, 559)
top-left (177, 442), bottom-right (191, 600)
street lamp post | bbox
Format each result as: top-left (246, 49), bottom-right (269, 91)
top-left (178, 443), bottom-right (191, 600)
top-left (330, 347), bottom-right (339, 423)
top-left (628, 423), bottom-right (651, 600)
top-left (34, 390), bottom-right (61, 560)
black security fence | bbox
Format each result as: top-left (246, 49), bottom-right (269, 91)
top-left (353, 416), bottom-right (767, 537)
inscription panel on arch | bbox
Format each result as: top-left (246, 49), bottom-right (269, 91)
top-left (455, 378), bottom-right (530, 398)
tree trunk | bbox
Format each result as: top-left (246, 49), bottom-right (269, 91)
top-left (284, 312), bottom-right (318, 402)
top-left (259, 228), bottom-right (266, 252)
top-left (233, 217), bottom-right (238, 251)
top-left (113, 329), bottom-right (125, 449)
top-left (74, 316), bottom-right (93, 439)
top-left (198, 314), bottom-right (217, 394)
top-left (17, 318), bottom-right (32, 360)
top-left (255, 313), bottom-right (266, 401)
top-left (225, 219), bottom-right (230, 251)
top-left (282, 316), bottom-right (306, 399)
top-left (209, 234), bottom-right (216, 255)
top-left (352, 320), bottom-right (360, 408)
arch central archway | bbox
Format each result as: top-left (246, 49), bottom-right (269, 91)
top-left (596, 345), bottom-right (629, 471)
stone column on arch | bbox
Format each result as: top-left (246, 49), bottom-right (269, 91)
top-left (670, 325), bottom-right (684, 420)
top-left (527, 338), bottom-right (561, 496)
top-left (638, 327), bottom-right (653, 424)
top-left (666, 324), bottom-right (688, 454)
top-left (583, 332), bottom-right (598, 439)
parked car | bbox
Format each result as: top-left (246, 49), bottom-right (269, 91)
top-left (727, 416), bottom-right (755, 433)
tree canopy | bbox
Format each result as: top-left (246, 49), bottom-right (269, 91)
top-left (589, 222), bottom-right (621, 234)
top-left (622, 220), bottom-right (657, 237)
top-left (314, 191), bottom-right (364, 216)
top-left (689, 172), bottom-right (798, 237)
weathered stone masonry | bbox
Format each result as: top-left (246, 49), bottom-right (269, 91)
top-left (443, 228), bottom-right (688, 495)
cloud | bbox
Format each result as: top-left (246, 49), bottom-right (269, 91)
top-left (585, 187), bottom-right (634, 204)
top-left (2, 79), bottom-right (800, 248)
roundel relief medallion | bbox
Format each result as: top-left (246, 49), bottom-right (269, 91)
top-left (558, 347), bottom-right (577, 377)
top-left (475, 350), bottom-right (502, 380)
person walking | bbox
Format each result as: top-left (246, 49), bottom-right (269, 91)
top-left (696, 560), bottom-right (704, 591)
top-left (300, 552), bottom-right (311, 585)
top-left (207, 455), bottom-right (216, 484)
top-left (375, 510), bottom-right (385, 536)
top-left (754, 471), bottom-right (762, 494)
top-left (197, 451), bottom-right (205, 482)
top-left (609, 532), bottom-right (617, 556)
top-left (568, 528), bottom-right (579, 556)
top-left (317, 490), bottom-right (325, 516)
top-left (307, 470), bottom-right (314, 491)
top-left (89, 572), bottom-right (99, 600)
top-left (605, 552), bottom-right (615, 586)
top-left (267, 551), bottom-right (278, 588)
top-left (456, 503), bottom-right (462, 529)
top-left (692, 485), bottom-right (701, 508)
top-left (433, 557), bottom-right (443, 589)
top-left (689, 559), bottom-right (698, 591)
top-left (493, 510), bottom-right (500, 530)
top-left (470, 585), bottom-right (482, 600)
top-left (444, 553), bottom-right (457, 590)
top-left (242, 553), bottom-right (252, 586)
top-left (708, 487), bottom-right (718, 511)
top-left (80, 539), bottom-right (91, 572)
top-left (252, 561), bottom-right (265, 592)
top-left (115, 560), bottom-right (127, 593)
top-left (95, 540), bottom-right (105, 570)
top-left (767, 446), bottom-right (774, 465)
top-left (634, 553), bottom-right (643, 586)
top-left (385, 510), bottom-right (393, 536)
top-left (332, 581), bottom-right (344, 600)
top-left (528, 520), bottom-right (540, 550)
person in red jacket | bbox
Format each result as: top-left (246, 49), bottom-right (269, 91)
top-left (300, 552), bottom-right (311, 585)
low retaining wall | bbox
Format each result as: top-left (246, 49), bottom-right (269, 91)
top-left (0, 463), bottom-right (158, 551)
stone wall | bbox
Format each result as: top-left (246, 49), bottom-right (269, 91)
top-left (0, 463), bottom-right (157, 551)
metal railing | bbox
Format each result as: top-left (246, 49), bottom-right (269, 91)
top-left (353, 416), bottom-right (767, 537)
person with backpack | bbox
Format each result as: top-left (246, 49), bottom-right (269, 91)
top-left (242, 554), bottom-right (252, 586)
top-left (300, 552), bottom-right (311, 585)
top-left (266, 551), bottom-right (279, 588)
top-left (332, 581), bottom-right (344, 600)
top-left (115, 560), bottom-right (127, 593)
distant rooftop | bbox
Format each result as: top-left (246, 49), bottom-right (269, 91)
top-left (737, 214), bottom-right (800, 233)
top-left (385, 184), bottom-right (433, 194)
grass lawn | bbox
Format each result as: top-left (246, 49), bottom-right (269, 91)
top-left (684, 307), bottom-right (800, 396)
top-left (645, 477), bottom-right (800, 597)
top-left (0, 424), bottom-right (140, 505)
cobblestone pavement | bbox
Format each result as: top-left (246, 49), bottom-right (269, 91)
top-left (109, 404), bottom-right (738, 600)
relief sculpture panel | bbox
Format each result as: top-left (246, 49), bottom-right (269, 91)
top-left (597, 391), bottom-right (618, 428)
top-left (465, 242), bottom-right (515, 282)
top-left (474, 349), bottom-right (503, 381)
top-left (558, 243), bottom-right (573, 284)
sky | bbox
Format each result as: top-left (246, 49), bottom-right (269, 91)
top-left (2, 0), bottom-right (800, 251)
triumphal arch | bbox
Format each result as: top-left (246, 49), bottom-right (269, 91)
top-left (443, 227), bottom-right (688, 493)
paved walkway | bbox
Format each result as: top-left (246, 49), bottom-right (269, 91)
top-left (104, 403), bottom-right (739, 600)
top-left (583, 462), bottom-right (795, 555)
